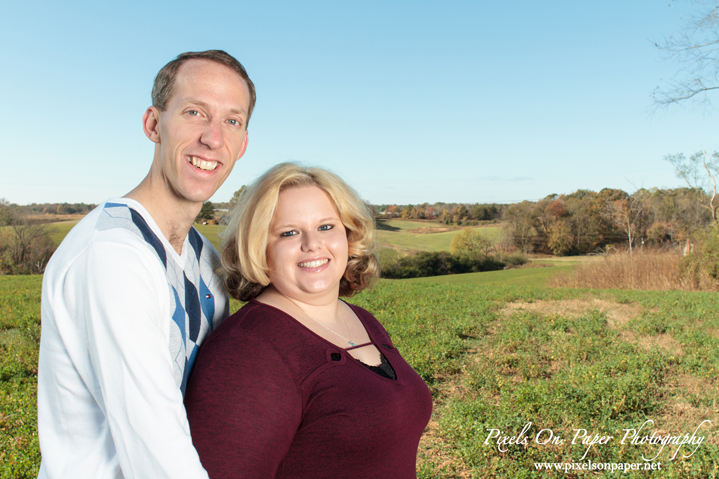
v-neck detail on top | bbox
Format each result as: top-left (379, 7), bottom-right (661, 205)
top-left (248, 299), bottom-right (399, 380)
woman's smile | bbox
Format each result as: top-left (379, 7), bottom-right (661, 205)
top-left (297, 258), bottom-right (330, 269)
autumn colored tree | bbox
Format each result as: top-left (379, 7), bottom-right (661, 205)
top-left (547, 220), bottom-right (573, 256)
top-left (450, 228), bottom-right (492, 256)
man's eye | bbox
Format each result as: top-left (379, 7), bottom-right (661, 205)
top-left (227, 119), bottom-right (240, 126)
top-left (319, 225), bottom-right (333, 231)
top-left (280, 230), bottom-right (298, 237)
top-left (187, 110), bottom-right (199, 116)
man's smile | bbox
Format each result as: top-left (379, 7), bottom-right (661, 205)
top-left (187, 156), bottom-right (219, 171)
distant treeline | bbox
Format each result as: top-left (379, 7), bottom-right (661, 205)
top-left (501, 187), bottom-right (714, 255)
top-left (373, 202), bottom-right (505, 225)
top-left (374, 187), bottom-right (715, 255)
top-left (14, 202), bottom-right (98, 216)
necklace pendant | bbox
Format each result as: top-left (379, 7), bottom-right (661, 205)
top-left (349, 341), bottom-right (357, 347)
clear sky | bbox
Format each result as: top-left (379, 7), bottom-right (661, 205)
top-left (2, 1), bottom-right (718, 206)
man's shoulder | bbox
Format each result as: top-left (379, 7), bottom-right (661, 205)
top-left (46, 199), bottom-right (168, 278)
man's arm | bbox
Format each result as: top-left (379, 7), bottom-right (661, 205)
top-left (67, 239), bottom-right (209, 479)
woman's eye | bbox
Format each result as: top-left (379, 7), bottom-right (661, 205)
top-left (319, 224), bottom-right (333, 231)
top-left (280, 230), bottom-right (298, 237)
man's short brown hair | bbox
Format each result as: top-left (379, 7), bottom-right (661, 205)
top-left (151, 50), bottom-right (256, 127)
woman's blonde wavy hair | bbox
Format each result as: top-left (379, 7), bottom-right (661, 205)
top-left (221, 163), bottom-right (379, 301)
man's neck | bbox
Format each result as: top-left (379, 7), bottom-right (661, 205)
top-left (124, 179), bottom-right (201, 255)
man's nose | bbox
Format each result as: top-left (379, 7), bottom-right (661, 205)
top-left (200, 119), bottom-right (224, 149)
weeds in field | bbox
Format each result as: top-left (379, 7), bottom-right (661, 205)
top-left (549, 248), bottom-right (719, 291)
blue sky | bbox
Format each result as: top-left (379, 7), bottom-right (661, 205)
top-left (2, 1), bottom-right (718, 206)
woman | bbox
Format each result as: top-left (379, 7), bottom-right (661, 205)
top-left (184, 163), bottom-right (432, 479)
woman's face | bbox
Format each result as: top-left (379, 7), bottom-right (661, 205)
top-left (266, 185), bottom-right (349, 304)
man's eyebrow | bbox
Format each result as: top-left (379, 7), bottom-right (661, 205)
top-left (227, 106), bottom-right (248, 116)
top-left (183, 99), bottom-right (247, 116)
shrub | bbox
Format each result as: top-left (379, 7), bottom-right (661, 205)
top-left (497, 252), bottom-right (529, 268)
top-left (681, 223), bottom-right (719, 288)
top-left (449, 229), bottom-right (491, 256)
top-left (380, 251), bottom-right (505, 279)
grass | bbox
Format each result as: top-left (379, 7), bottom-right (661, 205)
top-left (0, 275), bottom-right (42, 478)
top-left (406, 264), bottom-right (572, 288)
top-left (3, 271), bottom-right (718, 478)
top-left (45, 220), bottom-right (79, 247)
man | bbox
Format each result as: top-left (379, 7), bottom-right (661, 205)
top-left (37, 50), bottom-right (255, 478)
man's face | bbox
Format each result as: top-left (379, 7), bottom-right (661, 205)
top-left (146, 59), bottom-right (250, 205)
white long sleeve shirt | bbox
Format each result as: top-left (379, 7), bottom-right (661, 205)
top-left (38, 199), bottom-right (228, 479)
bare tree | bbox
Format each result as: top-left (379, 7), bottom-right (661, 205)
top-left (603, 192), bottom-right (651, 257)
top-left (0, 199), bottom-right (56, 274)
top-left (654, 2), bottom-right (719, 107)
top-left (664, 150), bottom-right (719, 220)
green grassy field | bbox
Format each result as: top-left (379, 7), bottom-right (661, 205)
top-left (2, 269), bottom-right (718, 478)
top-left (44, 220), bottom-right (79, 247)
top-left (407, 264), bottom-right (573, 288)
top-left (375, 219), bottom-right (502, 254)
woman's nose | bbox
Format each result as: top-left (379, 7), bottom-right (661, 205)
top-left (301, 231), bottom-right (320, 252)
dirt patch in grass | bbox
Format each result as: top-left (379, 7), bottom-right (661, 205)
top-left (657, 374), bottom-right (719, 444)
top-left (620, 331), bottom-right (683, 355)
top-left (500, 298), bottom-right (684, 355)
top-left (500, 298), bottom-right (643, 326)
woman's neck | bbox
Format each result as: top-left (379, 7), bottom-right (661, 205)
top-left (256, 286), bottom-right (343, 325)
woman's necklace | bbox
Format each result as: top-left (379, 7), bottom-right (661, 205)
top-left (299, 306), bottom-right (356, 347)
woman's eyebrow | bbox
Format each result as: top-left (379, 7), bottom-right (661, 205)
top-left (272, 223), bottom-right (296, 230)
top-left (272, 217), bottom-right (340, 230)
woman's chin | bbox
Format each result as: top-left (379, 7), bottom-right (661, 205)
top-left (277, 282), bottom-right (340, 301)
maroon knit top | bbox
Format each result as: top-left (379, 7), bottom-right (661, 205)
top-left (184, 300), bottom-right (433, 479)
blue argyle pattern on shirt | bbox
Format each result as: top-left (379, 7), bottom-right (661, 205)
top-left (97, 202), bottom-right (228, 394)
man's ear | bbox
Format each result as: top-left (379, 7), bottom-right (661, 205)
top-left (142, 106), bottom-right (161, 144)
top-left (237, 130), bottom-right (249, 160)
